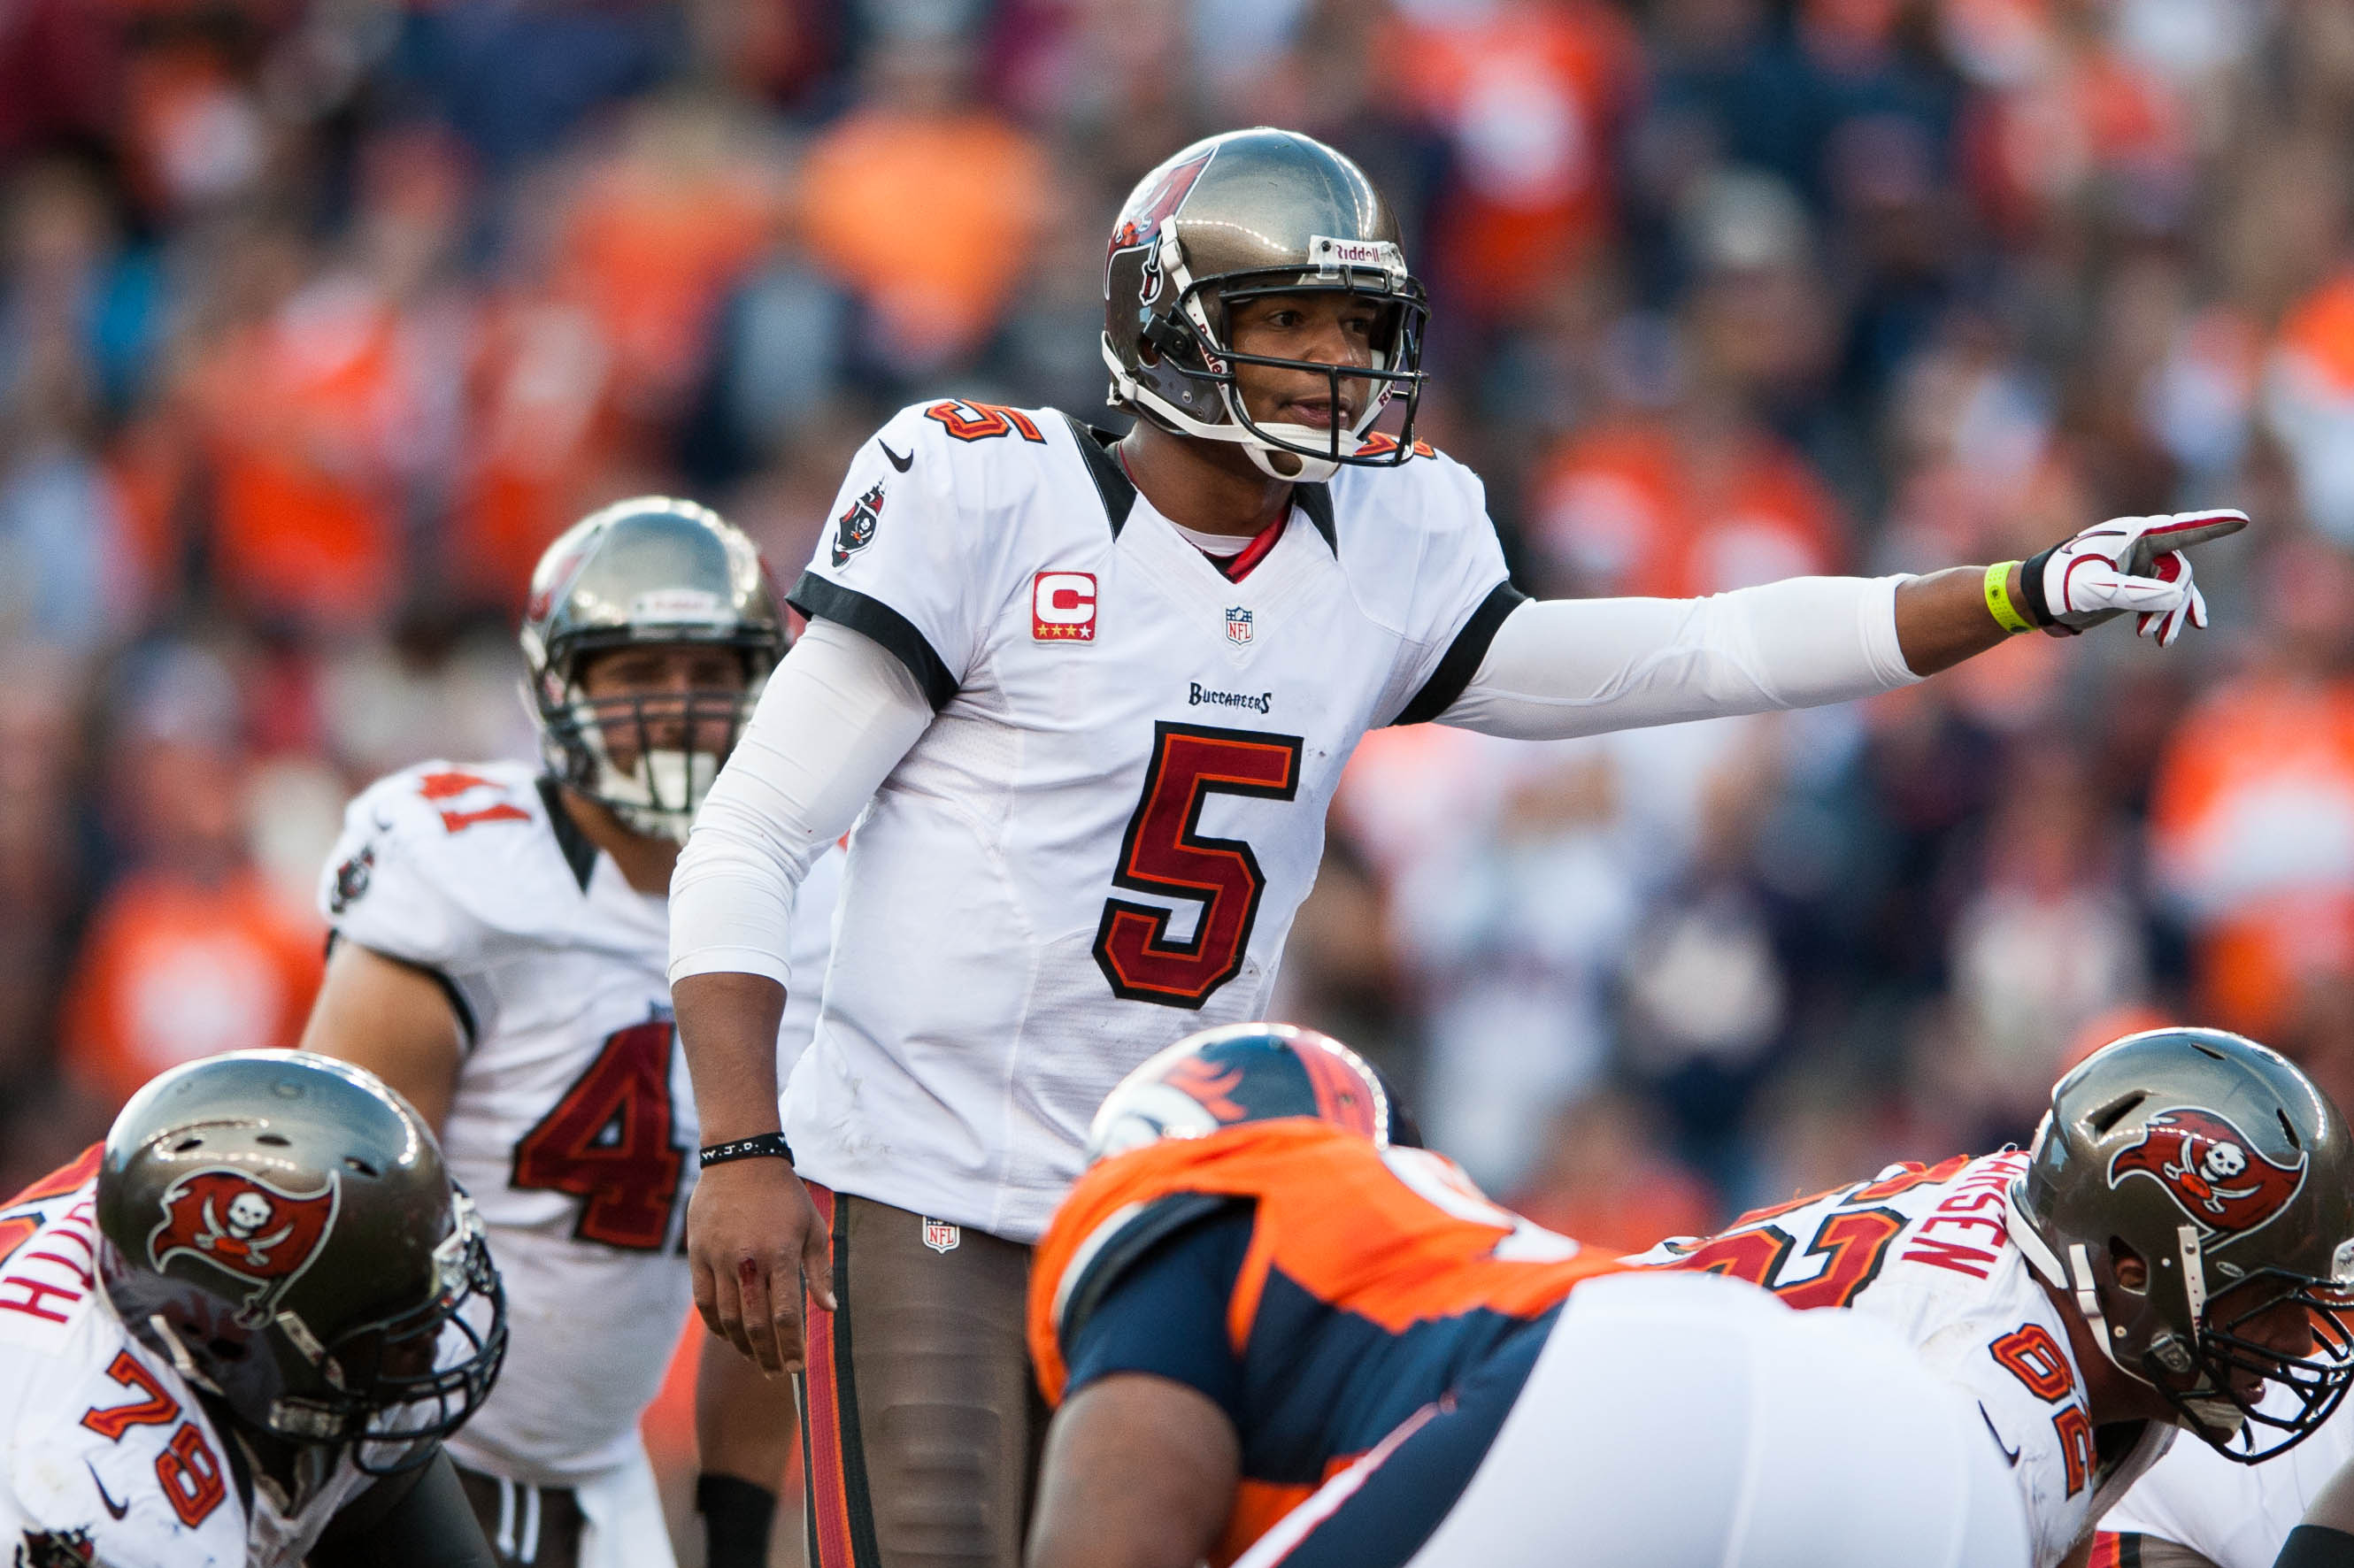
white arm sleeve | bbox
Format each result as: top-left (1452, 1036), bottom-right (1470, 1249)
top-left (1438, 575), bottom-right (1921, 741)
top-left (668, 617), bottom-right (933, 987)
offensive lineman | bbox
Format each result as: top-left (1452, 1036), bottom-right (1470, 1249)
top-left (1613, 1027), bottom-right (2354, 1568)
top-left (668, 127), bottom-right (2249, 1568)
top-left (1022, 1022), bottom-right (2028, 1567)
top-left (0, 1050), bottom-right (508, 1567)
top-left (300, 499), bottom-right (838, 1568)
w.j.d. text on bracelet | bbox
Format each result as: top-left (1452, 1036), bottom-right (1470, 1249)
top-left (697, 1132), bottom-right (796, 1169)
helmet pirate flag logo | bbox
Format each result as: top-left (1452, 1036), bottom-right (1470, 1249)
top-left (149, 1167), bottom-right (341, 1315)
top-left (2108, 1108), bottom-right (2307, 1236)
top-left (1107, 147), bottom-right (1215, 301)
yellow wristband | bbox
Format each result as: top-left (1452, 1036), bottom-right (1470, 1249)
top-left (1984, 560), bottom-right (2035, 634)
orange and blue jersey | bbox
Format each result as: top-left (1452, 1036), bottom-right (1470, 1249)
top-left (1027, 1119), bottom-right (1623, 1564)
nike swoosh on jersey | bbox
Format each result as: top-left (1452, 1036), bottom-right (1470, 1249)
top-left (878, 440), bottom-right (913, 473)
top-left (88, 1461), bottom-right (129, 1518)
top-left (1979, 1403), bottom-right (2021, 1466)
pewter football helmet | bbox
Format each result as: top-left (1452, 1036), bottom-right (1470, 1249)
top-left (519, 497), bottom-right (784, 842)
top-left (1102, 127), bottom-right (1428, 482)
top-left (2007, 1027), bottom-right (2354, 1460)
top-left (96, 1051), bottom-right (506, 1474)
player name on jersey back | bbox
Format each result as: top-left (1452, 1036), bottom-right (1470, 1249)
top-left (1633, 1150), bottom-right (2173, 1568)
top-left (781, 402), bottom-right (1519, 1241)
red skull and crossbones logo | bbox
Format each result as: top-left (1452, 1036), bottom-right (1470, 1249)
top-left (148, 1168), bottom-right (340, 1312)
top-left (2107, 1108), bottom-right (2307, 1235)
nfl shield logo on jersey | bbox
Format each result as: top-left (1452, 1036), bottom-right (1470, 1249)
top-left (1226, 606), bottom-right (1254, 645)
top-left (922, 1217), bottom-right (961, 1254)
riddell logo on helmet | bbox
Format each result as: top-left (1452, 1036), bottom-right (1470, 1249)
top-left (2107, 1108), bottom-right (2306, 1235)
top-left (149, 1168), bottom-right (341, 1318)
top-left (1310, 235), bottom-right (1404, 278)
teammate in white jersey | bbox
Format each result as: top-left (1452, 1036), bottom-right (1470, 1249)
top-left (2096, 1395), bottom-right (2354, 1567)
top-left (0, 1051), bottom-right (507, 1568)
top-left (300, 499), bottom-right (835, 1568)
top-left (666, 127), bottom-right (2249, 1568)
top-left (1626, 1027), bottom-right (2354, 1568)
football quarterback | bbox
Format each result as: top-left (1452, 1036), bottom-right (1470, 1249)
top-left (301, 497), bottom-right (836, 1568)
top-left (0, 1050), bottom-right (506, 1567)
top-left (670, 126), bottom-right (2245, 1568)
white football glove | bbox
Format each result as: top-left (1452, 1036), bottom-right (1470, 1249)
top-left (2024, 509), bottom-right (2248, 648)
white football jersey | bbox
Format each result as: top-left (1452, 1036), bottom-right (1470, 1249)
top-left (780, 402), bottom-right (1518, 1241)
top-left (320, 760), bottom-right (838, 1484)
top-left (0, 1157), bottom-right (374, 1567)
top-left (1631, 1150), bottom-right (2174, 1568)
top-left (2101, 1385), bottom-right (2353, 1568)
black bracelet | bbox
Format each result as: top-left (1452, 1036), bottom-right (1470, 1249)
top-left (698, 1133), bottom-right (795, 1169)
top-left (2017, 544), bottom-right (2073, 633)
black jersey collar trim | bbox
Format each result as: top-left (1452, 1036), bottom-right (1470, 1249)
top-left (536, 775), bottom-right (601, 895)
top-left (1293, 482), bottom-right (1335, 554)
top-left (1065, 417), bottom-right (1137, 538)
top-left (1074, 417), bottom-right (1333, 555)
top-left (789, 572), bottom-right (959, 711)
top-left (1391, 580), bottom-right (1528, 727)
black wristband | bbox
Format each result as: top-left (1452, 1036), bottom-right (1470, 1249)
top-left (697, 1473), bottom-right (779, 1568)
top-left (698, 1133), bottom-right (795, 1169)
top-left (2279, 1525), bottom-right (2354, 1568)
top-left (2017, 544), bottom-right (2071, 632)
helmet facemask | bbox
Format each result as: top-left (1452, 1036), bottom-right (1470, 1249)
top-left (2144, 1257), bottom-right (2354, 1460)
top-left (532, 646), bottom-right (765, 845)
top-left (1100, 129), bottom-right (1432, 484)
top-left (1111, 250), bottom-right (1430, 484)
top-left (519, 496), bottom-right (787, 843)
top-left (268, 1195), bottom-right (508, 1476)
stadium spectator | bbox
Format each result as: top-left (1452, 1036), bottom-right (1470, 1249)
top-left (58, 644), bottom-right (322, 1109)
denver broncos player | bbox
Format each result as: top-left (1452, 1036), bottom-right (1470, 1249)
top-left (299, 499), bottom-right (837, 1568)
top-left (0, 1051), bottom-right (506, 1567)
top-left (1024, 1022), bottom-right (2028, 1568)
top-left (672, 125), bottom-right (2245, 1568)
top-left (1626, 1027), bottom-right (2354, 1568)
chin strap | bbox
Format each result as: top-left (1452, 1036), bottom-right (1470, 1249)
top-left (2065, 1241), bottom-right (2132, 1374)
top-left (2006, 1188), bottom-right (2136, 1377)
top-left (148, 1312), bottom-right (225, 1395)
top-left (2178, 1222), bottom-right (2209, 1323)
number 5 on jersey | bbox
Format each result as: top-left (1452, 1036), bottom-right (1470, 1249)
top-left (1094, 722), bottom-right (1304, 1009)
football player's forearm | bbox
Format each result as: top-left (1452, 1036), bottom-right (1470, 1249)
top-left (674, 971), bottom-right (789, 1141)
top-left (1893, 563), bottom-right (2023, 675)
top-left (1437, 576), bottom-right (1918, 740)
top-left (668, 618), bottom-right (930, 988)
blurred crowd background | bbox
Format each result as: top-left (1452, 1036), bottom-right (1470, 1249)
top-left (5, 0), bottom-right (2354, 1552)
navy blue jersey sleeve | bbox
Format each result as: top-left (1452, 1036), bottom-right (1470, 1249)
top-left (1062, 1204), bottom-right (1255, 1427)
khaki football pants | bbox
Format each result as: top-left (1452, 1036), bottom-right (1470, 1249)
top-left (797, 1184), bottom-right (1047, 1568)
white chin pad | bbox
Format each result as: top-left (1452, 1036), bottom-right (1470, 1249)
top-left (2181, 1395), bottom-right (2246, 1435)
top-left (593, 745), bottom-right (719, 841)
